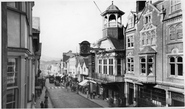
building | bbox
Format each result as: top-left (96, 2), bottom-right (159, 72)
top-left (125, 0), bottom-right (184, 107)
top-left (91, 2), bottom-right (126, 107)
top-left (1, 2), bottom-right (42, 108)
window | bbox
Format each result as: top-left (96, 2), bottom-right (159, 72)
top-left (169, 26), bottom-right (176, 40)
top-left (7, 58), bottom-right (18, 87)
top-left (103, 59), bottom-right (107, 74)
top-left (169, 56), bottom-right (183, 77)
top-left (117, 59), bottom-right (121, 76)
top-left (140, 56), bottom-right (155, 75)
top-left (7, 2), bottom-right (22, 10)
top-left (109, 59), bottom-right (113, 75)
top-left (84, 68), bottom-right (86, 72)
top-left (176, 23), bottom-right (182, 39)
top-left (127, 36), bottom-right (134, 48)
top-left (144, 14), bottom-right (151, 24)
top-left (127, 57), bottom-right (134, 73)
top-left (128, 17), bottom-right (134, 28)
top-left (171, 0), bottom-right (181, 13)
top-left (148, 56), bottom-right (154, 75)
top-left (6, 89), bottom-right (18, 108)
top-left (140, 57), bottom-right (146, 74)
top-left (99, 60), bottom-right (102, 73)
top-left (151, 30), bottom-right (155, 45)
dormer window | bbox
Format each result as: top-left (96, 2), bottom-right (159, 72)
top-left (144, 13), bottom-right (152, 25)
top-left (128, 16), bottom-right (134, 29)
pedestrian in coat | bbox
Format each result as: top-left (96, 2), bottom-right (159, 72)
top-left (40, 101), bottom-right (44, 108)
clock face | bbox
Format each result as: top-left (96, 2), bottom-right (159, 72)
top-left (81, 45), bottom-right (88, 53)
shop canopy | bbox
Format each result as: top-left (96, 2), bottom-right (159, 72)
top-left (78, 79), bottom-right (96, 86)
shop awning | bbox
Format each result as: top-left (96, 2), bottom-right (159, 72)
top-left (78, 79), bottom-right (97, 86)
top-left (79, 80), bottom-right (89, 86)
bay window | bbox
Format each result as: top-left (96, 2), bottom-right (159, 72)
top-left (109, 59), bottom-right (113, 75)
top-left (103, 59), bottom-right (107, 74)
top-left (140, 55), bottom-right (155, 76)
top-left (99, 59), bottom-right (102, 74)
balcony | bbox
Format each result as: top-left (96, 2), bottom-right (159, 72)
top-left (94, 73), bottom-right (124, 83)
top-left (104, 22), bottom-right (122, 28)
top-left (138, 74), bottom-right (156, 85)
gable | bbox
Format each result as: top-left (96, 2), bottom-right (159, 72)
top-left (99, 39), bottom-right (115, 51)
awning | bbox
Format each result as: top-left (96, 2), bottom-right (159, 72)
top-left (78, 79), bottom-right (97, 86)
top-left (79, 80), bottom-right (89, 86)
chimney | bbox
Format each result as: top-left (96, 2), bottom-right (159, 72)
top-left (136, 0), bottom-right (146, 13)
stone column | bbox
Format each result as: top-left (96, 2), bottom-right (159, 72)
top-left (107, 14), bottom-right (110, 27)
top-left (124, 82), bottom-right (128, 106)
top-left (133, 83), bottom-right (137, 106)
top-left (165, 89), bottom-right (169, 107)
top-left (115, 14), bottom-right (118, 27)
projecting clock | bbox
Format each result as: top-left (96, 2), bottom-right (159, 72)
top-left (81, 45), bottom-right (88, 53)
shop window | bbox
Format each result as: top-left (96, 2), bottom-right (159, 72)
top-left (171, 0), bottom-right (181, 13)
top-left (103, 59), bottom-right (107, 74)
top-left (109, 59), bottom-right (113, 75)
top-left (169, 56), bottom-right (183, 77)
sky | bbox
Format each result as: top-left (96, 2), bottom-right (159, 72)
top-left (32, 0), bottom-right (136, 59)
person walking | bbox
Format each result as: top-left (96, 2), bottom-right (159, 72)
top-left (40, 101), bottom-right (44, 108)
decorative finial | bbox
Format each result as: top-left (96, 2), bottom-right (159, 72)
top-left (112, 1), bottom-right (113, 5)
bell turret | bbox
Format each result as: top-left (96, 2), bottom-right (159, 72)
top-left (101, 1), bottom-right (125, 40)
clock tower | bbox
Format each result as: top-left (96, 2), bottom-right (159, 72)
top-left (101, 1), bottom-right (125, 40)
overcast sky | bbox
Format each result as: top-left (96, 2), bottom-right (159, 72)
top-left (33, 0), bottom-right (136, 59)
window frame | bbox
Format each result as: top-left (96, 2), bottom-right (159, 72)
top-left (103, 59), bottom-right (107, 74)
top-left (168, 55), bottom-right (183, 78)
top-left (109, 58), bottom-right (113, 75)
top-left (127, 57), bottom-right (134, 73)
top-left (127, 35), bottom-right (134, 48)
top-left (170, 0), bottom-right (181, 13)
top-left (99, 59), bottom-right (102, 74)
top-left (139, 55), bottom-right (155, 76)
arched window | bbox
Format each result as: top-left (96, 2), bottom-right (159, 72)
top-left (169, 26), bottom-right (176, 40)
top-left (109, 14), bottom-right (116, 27)
top-left (176, 23), bottom-right (182, 39)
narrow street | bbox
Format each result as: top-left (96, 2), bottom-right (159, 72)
top-left (45, 79), bottom-right (102, 108)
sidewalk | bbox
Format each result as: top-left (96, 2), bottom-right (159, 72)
top-left (35, 87), bottom-right (53, 108)
top-left (78, 92), bottom-right (109, 108)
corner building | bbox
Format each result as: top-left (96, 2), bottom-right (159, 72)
top-left (125, 0), bottom-right (184, 107)
top-left (93, 2), bottom-right (126, 107)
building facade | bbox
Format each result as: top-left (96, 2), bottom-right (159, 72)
top-left (91, 2), bottom-right (126, 107)
top-left (1, 2), bottom-right (42, 108)
top-left (125, 0), bottom-right (184, 107)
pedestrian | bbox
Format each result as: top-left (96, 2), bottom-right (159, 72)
top-left (40, 101), bottom-right (44, 108)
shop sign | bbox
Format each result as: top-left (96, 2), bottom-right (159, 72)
top-left (171, 92), bottom-right (184, 102)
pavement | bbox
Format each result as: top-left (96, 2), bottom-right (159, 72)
top-left (34, 86), bottom-right (53, 108)
top-left (78, 91), bottom-right (109, 108)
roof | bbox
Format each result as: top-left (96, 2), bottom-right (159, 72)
top-left (83, 58), bottom-right (89, 68)
top-left (108, 37), bottom-right (124, 49)
top-left (139, 46), bottom-right (157, 54)
top-left (101, 1), bottom-right (124, 16)
top-left (76, 56), bottom-right (84, 67)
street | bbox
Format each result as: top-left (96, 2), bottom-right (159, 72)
top-left (45, 79), bottom-right (102, 108)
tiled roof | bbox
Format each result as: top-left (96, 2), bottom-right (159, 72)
top-left (101, 2), bottom-right (124, 16)
top-left (108, 37), bottom-right (124, 49)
